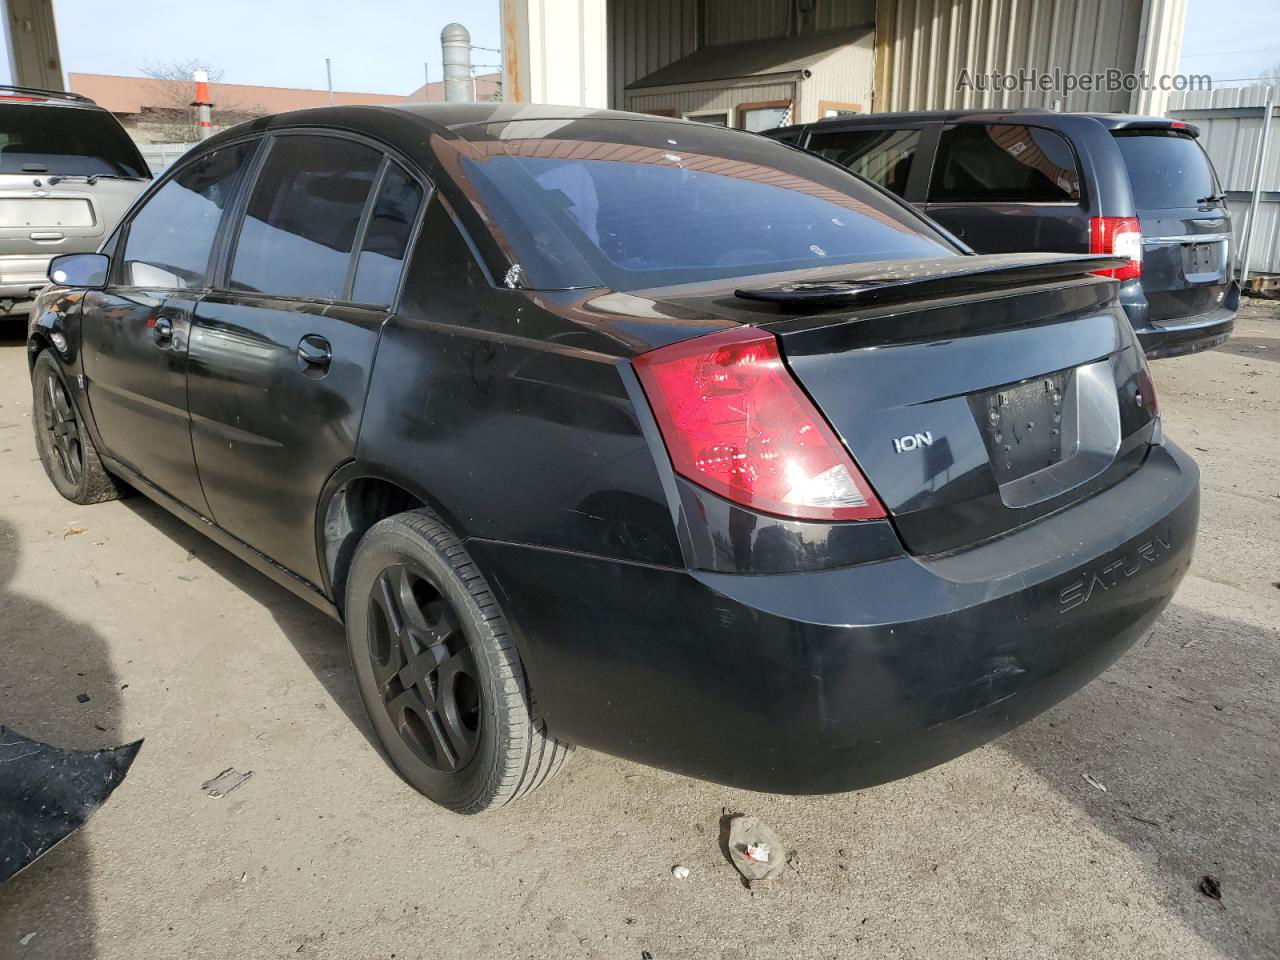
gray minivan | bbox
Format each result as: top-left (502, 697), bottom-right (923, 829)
top-left (0, 86), bottom-right (151, 318)
top-left (769, 110), bottom-right (1237, 358)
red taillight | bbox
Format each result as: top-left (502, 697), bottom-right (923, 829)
top-left (634, 327), bottom-right (886, 522)
top-left (1090, 216), bottom-right (1143, 281)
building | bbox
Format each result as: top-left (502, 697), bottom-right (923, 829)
top-left (67, 72), bottom-right (501, 145)
top-left (501, 0), bottom-right (1188, 127)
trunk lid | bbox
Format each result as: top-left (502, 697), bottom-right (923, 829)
top-left (1112, 129), bottom-right (1233, 322)
top-left (639, 253), bottom-right (1159, 555)
top-left (0, 173), bottom-right (146, 258)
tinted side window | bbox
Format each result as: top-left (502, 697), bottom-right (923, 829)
top-left (122, 142), bottom-right (252, 288)
top-left (930, 124), bottom-right (1081, 203)
top-left (230, 135), bottom-right (383, 299)
top-left (351, 162), bottom-right (424, 306)
top-left (808, 128), bottom-right (921, 197)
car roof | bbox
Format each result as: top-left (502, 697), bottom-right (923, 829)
top-left (774, 108), bottom-right (1197, 137)
top-left (0, 85), bottom-right (104, 110)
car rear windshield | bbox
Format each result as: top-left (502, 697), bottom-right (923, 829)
top-left (1113, 130), bottom-right (1218, 211)
top-left (446, 119), bottom-right (955, 291)
top-left (0, 104), bottom-right (148, 178)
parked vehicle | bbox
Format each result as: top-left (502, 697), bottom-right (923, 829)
top-left (769, 110), bottom-right (1237, 358)
top-left (30, 104), bottom-right (1198, 813)
top-left (0, 86), bottom-right (150, 319)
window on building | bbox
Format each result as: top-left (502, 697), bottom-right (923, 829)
top-left (351, 162), bottom-right (425, 306)
top-left (230, 135), bottom-right (383, 299)
top-left (685, 112), bottom-right (729, 126)
top-left (739, 104), bottom-right (790, 133)
top-left (929, 124), bottom-right (1082, 203)
top-left (807, 128), bottom-right (922, 198)
top-left (122, 141), bottom-right (253, 288)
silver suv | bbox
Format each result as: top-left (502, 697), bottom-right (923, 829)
top-left (1, 86), bottom-right (151, 318)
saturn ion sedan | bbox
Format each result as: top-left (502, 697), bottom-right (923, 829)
top-left (29, 104), bottom-right (1198, 813)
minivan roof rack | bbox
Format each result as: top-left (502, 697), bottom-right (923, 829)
top-left (0, 84), bottom-right (96, 105)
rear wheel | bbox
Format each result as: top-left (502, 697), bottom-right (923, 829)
top-left (344, 508), bottom-right (571, 813)
top-left (31, 350), bottom-right (126, 505)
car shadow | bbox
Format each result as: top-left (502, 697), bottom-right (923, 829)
top-left (1212, 336), bottom-right (1277, 364)
top-left (0, 518), bottom-right (117, 957)
top-left (999, 602), bottom-right (1280, 958)
top-left (115, 496), bottom-right (379, 753)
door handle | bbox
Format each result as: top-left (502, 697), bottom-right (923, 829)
top-left (153, 315), bottom-right (173, 343)
top-left (296, 335), bottom-right (332, 375)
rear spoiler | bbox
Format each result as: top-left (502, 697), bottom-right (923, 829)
top-left (1108, 118), bottom-right (1200, 137)
top-left (734, 253), bottom-right (1130, 309)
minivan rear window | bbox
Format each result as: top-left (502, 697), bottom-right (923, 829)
top-left (0, 104), bottom-right (148, 178)
top-left (1113, 131), bottom-right (1218, 210)
top-left (444, 120), bottom-right (954, 292)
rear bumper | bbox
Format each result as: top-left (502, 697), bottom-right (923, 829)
top-left (1125, 281), bottom-right (1238, 359)
top-left (0, 254), bottom-right (53, 315)
top-left (469, 441), bottom-right (1199, 794)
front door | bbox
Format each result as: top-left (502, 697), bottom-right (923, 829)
top-left (80, 141), bottom-right (256, 514)
top-left (187, 134), bottom-right (424, 585)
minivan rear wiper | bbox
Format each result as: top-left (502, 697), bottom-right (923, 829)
top-left (734, 253), bottom-right (1129, 309)
top-left (45, 174), bottom-right (145, 185)
top-left (1196, 193), bottom-right (1226, 204)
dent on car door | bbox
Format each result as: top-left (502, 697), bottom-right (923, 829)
top-left (924, 123), bottom-right (1089, 253)
top-left (186, 134), bottom-right (424, 585)
top-left (79, 141), bottom-right (255, 515)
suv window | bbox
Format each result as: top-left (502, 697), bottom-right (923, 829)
top-left (930, 124), bottom-right (1081, 203)
top-left (1113, 131), bottom-right (1218, 210)
top-left (0, 104), bottom-right (148, 178)
top-left (230, 135), bottom-right (384, 299)
top-left (807, 128), bottom-right (922, 197)
top-left (351, 162), bottom-right (424, 306)
top-left (122, 141), bottom-right (254, 288)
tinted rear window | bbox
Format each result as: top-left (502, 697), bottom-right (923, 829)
top-left (930, 124), bottom-right (1081, 203)
top-left (808, 128), bottom-right (922, 197)
top-left (0, 104), bottom-right (148, 178)
top-left (1113, 131), bottom-right (1218, 210)
top-left (443, 119), bottom-right (953, 291)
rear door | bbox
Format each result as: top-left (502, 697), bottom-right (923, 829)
top-left (80, 140), bottom-right (255, 514)
top-left (1112, 129), bottom-right (1233, 322)
top-left (924, 122), bottom-right (1090, 253)
top-left (187, 133), bottom-right (424, 585)
top-left (804, 122), bottom-right (934, 201)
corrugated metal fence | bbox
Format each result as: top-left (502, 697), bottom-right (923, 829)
top-left (137, 142), bottom-right (197, 175)
top-left (1168, 86), bottom-right (1280, 277)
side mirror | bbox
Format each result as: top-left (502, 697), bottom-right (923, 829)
top-left (48, 253), bottom-right (110, 289)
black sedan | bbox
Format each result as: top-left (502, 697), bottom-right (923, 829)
top-left (29, 104), bottom-right (1198, 813)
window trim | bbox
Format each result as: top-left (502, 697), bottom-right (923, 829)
top-left (925, 121), bottom-right (1086, 207)
top-left (817, 99), bottom-right (863, 119)
top-left (214, 128), bottom-right (431, 311)
top-left (682, 110), bottom-right (730, 125)
top-left (735, 99), bottom-right (792, 132)
top-left (111, 133), bottom-right (265, 292)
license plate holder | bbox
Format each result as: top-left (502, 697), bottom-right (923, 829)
top-left (1183, 242), bottom-right (1220, 276)
top-left (970, 371), bottom-right (1071, 482)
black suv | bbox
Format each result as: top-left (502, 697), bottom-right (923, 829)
top-left (770, 110), bottom-right (1237, 358)
top-left (31, 104), bottom-right (1198, 813)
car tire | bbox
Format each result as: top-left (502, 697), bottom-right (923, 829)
top-left (31, 350), bottom-right (127, 505)
top-left (344, 508), bottom-right (572, 813)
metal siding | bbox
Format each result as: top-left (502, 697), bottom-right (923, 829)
top-left (806, 33), bottom-right (877, 120)
top-left (1169, 86), bottom-right (1280, 274)
top-left (879, 0), bottom-right (1144, 113)
top-left (625, 80), bottom-right (797, 119)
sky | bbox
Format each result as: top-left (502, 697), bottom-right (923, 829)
top-left (1175, 0), bottom-right (1280, 84)
top-left (4, 0), bottom-right (502, 93)
top-left (3, 0), bottom-right (1278, 95)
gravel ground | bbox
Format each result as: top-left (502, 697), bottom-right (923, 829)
top-left (0, 302), bottom-right (1277, 960)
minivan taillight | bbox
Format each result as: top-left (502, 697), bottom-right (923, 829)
top-left (634, 327), bottom-right (885, 522)
top-left (1090, 216), bottom-right (1143, 281)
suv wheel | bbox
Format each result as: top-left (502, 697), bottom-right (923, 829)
top-left (32, 351), bottom-right (126, 504)
top-left (344, 509), bottom-right (571, 812)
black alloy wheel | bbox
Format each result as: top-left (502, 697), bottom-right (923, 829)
top-left (31, 350), bottom-right (125, 505)
top-left (366, 562), bottom-right (482, 772)
top-left (41, 365), bottom-right (83, 488)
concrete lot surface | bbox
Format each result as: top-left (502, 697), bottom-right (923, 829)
top-left (0, 303), bottom-right (1277, 960)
